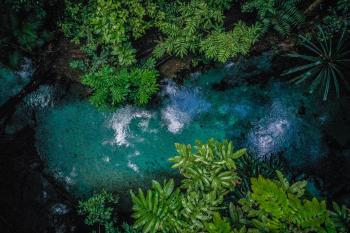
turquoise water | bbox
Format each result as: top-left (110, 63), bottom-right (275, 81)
top-left (33, 52), bottom-right (329, 200)
top-left (0, 59), bottom-right (33, 105)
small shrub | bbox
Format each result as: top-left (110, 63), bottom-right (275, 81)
top-left (237, 171), bottom-right (336, 232)
top-left (82, 66), bottom-right (158, 108)
top-left (78, 190), bottom-right (118, 233)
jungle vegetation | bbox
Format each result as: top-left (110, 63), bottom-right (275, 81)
top-left (59, 0), bottom-right (311, 107)
top-left (1, 1), bottom-right (350, 232)
top-left (78, 139), bottom-right (350, 233)
top-left (2, 0), bottom-right (349, 105)
top-left (0, 0), bottom-right (60, 68)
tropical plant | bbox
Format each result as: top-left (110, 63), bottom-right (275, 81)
top-left (330, 202), bottom-right (350, 233)
top-left (0, 0), bottom-right (56, 67)
top-left (152, 0), bottom-right (227, 59)
top-left (81, 65), bottom-right (158, 108)
top-left (233, 153), bottom-right (286, 200)
top-left (119, 223), bottom-right (141, 233)
top-left (237, 171), bottom-right (336, 232)
top-left (282, 27), bottom-right (350, 100)
top-left (77, 139), bottom-right (348, 233)
top-left (131, 139), bottom-right (246, 233)
top-left (337, 0), bottom-right (350, 14)
top-left (61, 0), bottom-right (157, 67)
top-left (200, 22), bottom-right (261, 63)
top-left (204, 212), bottom-right (234, 233)
top-left (242, 0), bottom-right (304, 36)
top-left (170, 139), bottom-right (245, 195)
top-left (130, 179), bottom-right (184, 233)
top-left (78, 190), bottom-right (119, 233)
top-left (317, 0), bottom-right (350, 40)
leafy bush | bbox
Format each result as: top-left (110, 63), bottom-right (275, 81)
top-left (82, 65), bottom-right (159, 108)
top-left (131, 139), bottom-right (245, 233)
top-left (236, 171), bottom-right (336, 232)
top-left (77, 139), bottom-right (349, 233)
top-left (242, 0), bottom-right (304, 36)
top-left (61, 0), bottom-right (264, 108)
top-left (282, 27), bottom-right (350, 100)
top-left (61, 0), bottom-right (157, 67)
top-left (200, 21), bottom-right (261, 63)
top-left (0, 0), bottom-right (55, 67)
top-left (204, 212), bottom-right (234, 233)
top-left (130, 179), bottom-right (184, 233)
top-left (233, 153), bottom-right (286, 200)
top-left (316, 0), bottom-right (350, 41)
top-left (170, 139), bottom-right (245, 195)
top-left (330, 202), bottom-right (350, 233)
top-left (152, 0), bottom-right (228, 59)
top-left (78, 190), bottom-right (119, 233)
top-left (337, 0), bottom-right (350, 14)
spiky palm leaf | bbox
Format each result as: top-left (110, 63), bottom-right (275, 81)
top-left (130, 179), bottom-right (185, 233)
top-left (282, 27), bottom-right (350, 100)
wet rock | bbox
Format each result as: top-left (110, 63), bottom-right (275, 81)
top-left (159, 56), bottom-right (192, 78)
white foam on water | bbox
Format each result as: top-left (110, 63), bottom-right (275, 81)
top-left (107, 106), bottom-right (152, 146)
top-left (69, 166), bottom-right (78, 177)
top-left (247, 118), bottom-right (290, 157)
top-left (127, 160), bottom-right (139, 173)
top-left (224, 61), bottom-right (234, 69)
top-left (161, 81), bottom-right (210, 134)
top-left (25, 85), bottom-right (54, 108)
top-left (64, 176), bottom-right (75, 185)
top-left (162, 106), bottom-right (190, 133)
top-left (128, 150), bottom-right (140, 159)
top-left (102, 156), bottom-right (111, 163)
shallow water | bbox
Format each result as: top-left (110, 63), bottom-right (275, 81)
top-left (0, 59), bottom-right (33, 105)
top-left (30, 52), bottom-right (338, 200)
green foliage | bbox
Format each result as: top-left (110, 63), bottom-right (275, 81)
top-left (78, 139), bottom-right (347, 233)
top-left (131, 139), bottom-right (245, 233)
top-left (61, 0), bottom-right (156, 67)
top-left (200, 22), bottom-right (261, 63)
top-left (242, 0), bottom-right (304, 36)
top-left (61, 0), bottom-right (264, 108)
top-left (0, 0), bottom-right (55, 67)
top-left (152, 0), bottom-right (228, 59)
top-left (130, 179), bottom-right (184, 233)
top-left (170, 139), bottom-right (245, 195)
top-left (337, 0), bottom-right (350, 14)
top-left (204, 212), bottom-right (234, 233)
top-left (81, 65), bottom-right (159, 108)
top-left (78, 190), bottom-right (119, 233)
top-left (119, 223), bottom-right (141, 233)
top-left (317, 0), bottom-right (350, 40)
top-left (282, 27), bottom-right (350, 100)
top-left (234, 153), bottom-right (286, 199)
top-left (237, 171), bottom-right (336, 233)
top-left (330, 202), bottom-right (350, 233)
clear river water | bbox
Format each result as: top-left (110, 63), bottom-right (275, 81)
top-left (2, 52), bottom-right (350, 204)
